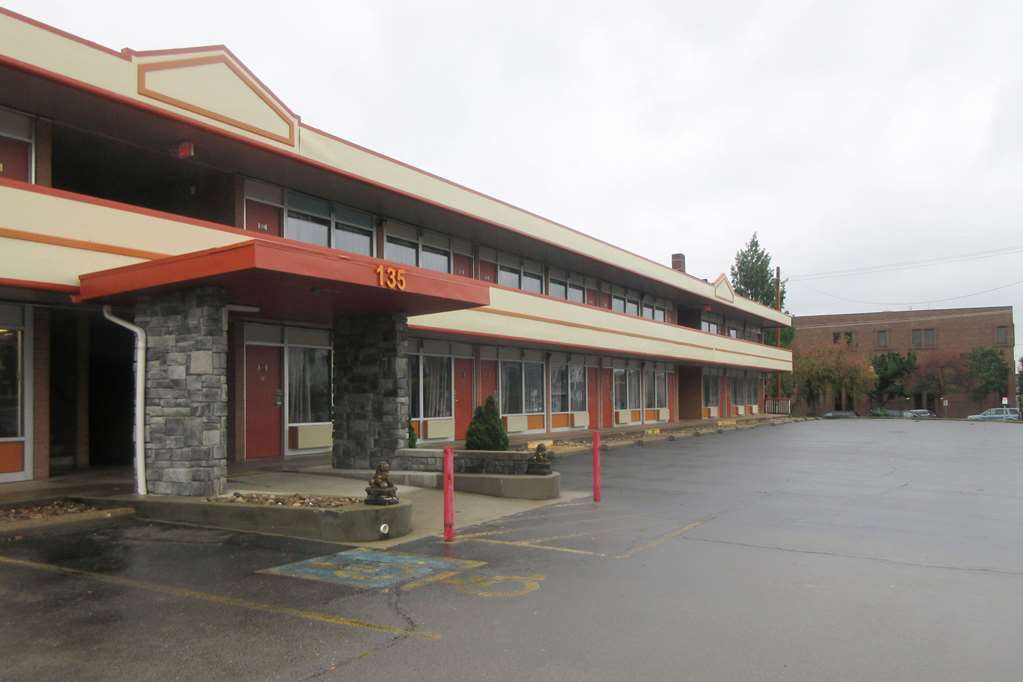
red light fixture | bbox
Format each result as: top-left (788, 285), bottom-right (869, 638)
top-left (176, 141), bottom-right (195, 159)
top-left (703, 303), bottom-right (712, 312)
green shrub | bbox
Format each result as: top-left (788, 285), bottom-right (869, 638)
top-left (407, 419), bottom-right (417, 449)
top-left (464, 395), bottom-right (508, 451)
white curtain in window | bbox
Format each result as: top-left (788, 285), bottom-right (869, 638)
top-left (524, 363), bottom-right (545, 414)
top-left (423, 356), bottom-right (452, 418)
top-left (288, 347), bottom-right (331, 423)
top-left (613, 369), bottom-right (627, 410)
top-left (551, 365), bottom-right (568, 413)
top-left (569, 366), bottom-right (586, 412)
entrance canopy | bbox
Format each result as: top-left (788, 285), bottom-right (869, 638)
top-left (77, 238), bottom-right (490, 323)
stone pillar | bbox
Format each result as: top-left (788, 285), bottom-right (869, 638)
top-left (332, 314), bottom-right (409, 470)
top-left (136, 287), bottom-right (228, 496)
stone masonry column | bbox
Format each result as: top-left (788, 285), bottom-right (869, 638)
top-left (332, 314), bottom-right (409, 470)
top-left (136, 287), bottom-right (228, 496)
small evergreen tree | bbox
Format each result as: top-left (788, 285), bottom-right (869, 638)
top-left (730, 232), bottom-right (786, 309)
top-left (464, 396), bottom-right (509, 451)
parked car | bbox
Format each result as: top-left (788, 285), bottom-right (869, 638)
top-left (902, 409), bottom-right (936, 419)
top-left (966, 407), bottom-right (1021, 422)
top-left (822, 410), bottom-right (857, 419)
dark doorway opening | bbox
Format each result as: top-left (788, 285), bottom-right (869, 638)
top-left (89, 315), bottom-right (133, 467)
top-left (49, 310), bottom-right (84, 474)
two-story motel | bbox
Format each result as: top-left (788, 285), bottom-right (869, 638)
top-left (0, 9), bottom-right (792, 495)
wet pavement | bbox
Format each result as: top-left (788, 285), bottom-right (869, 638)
top-left (2, 419), bottom-right (1022, 680)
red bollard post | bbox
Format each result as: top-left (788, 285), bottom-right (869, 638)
top-left (592, 431), bottom-right (601, 503)
top-left (443, 446), bottom-right (455, 542)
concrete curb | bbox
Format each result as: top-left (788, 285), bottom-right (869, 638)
top-left (0, 507), bottom-right (135, 536)
top-left (76, 495), bottom-right (413, 543)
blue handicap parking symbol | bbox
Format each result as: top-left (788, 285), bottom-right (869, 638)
top-left (261, 548), bottom-right (482, 589)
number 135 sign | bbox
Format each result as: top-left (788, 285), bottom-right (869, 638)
top-left (375, 264), bottom-right (407, 290)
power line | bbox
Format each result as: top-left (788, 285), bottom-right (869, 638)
top-left (794, 277), bottom-right (1023, 307)
top-left (789, 245), bottom-right (1023, 282)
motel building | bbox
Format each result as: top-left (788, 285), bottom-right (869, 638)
top-left (0, 9), bottom-right (792, 496)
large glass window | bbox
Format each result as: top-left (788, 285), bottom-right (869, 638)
top-left (653, 307), bottom-right (666, 322)
top-left (656, 373), bottom-right (667, 408)
top-left (613, 369), bottom-right (628, 410)
top-left (522, 271), bottom-right (543, 294)
top-left (643, 305), bottom-right (655, 320)
top-left (703, 373), bottom-right (720, 407)
top-left (549, 279), bottom-right (567, 299)
top-left (701, 320), bottom-right (720, 335)
top-left (0, 328), bottom-right (22, 438)
top-left (288, 347), bottom-right (331, 423)
top-left (334, 225), bottom-right (373, 256)
top-left (421, 245), bottom-right (451, 273)
top-left (731, 377), bottom-right (745, 405)
top-left (626, 300), bottom-right (640, 316)
top-left (569, 366), bottom-right (586, 411)
top-left (409, 355), bottom-right (420, 419)
top-left (551, 365), bottom-right (587, 413)
top-left (286, 210), bottom-right (330, 247)
top-left (422, 356), bottom-right (452, 418)
top-left (500, 362), bottom-right (523, 414)
top-left (525, 363), bottom-right (545, 413)
top-left (385, 236), bottom-right (418, 266)
top-left (612, 297), bottom-right (626, 314)
top-left (644, 369), bottom-right (656, 409)
top-left (627, 369), bottom-right (641, 409)
top-left (568, 284), bottom-right (585, 303)
top-left (498, 266), bottom-right (521, 289)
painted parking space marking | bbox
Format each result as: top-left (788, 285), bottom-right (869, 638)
top-left (261, 548), bottom-right (484, 590)
top-left (0, 554), bottom-right (439, 640)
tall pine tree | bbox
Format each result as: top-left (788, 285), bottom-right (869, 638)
top-left (730, 232), bottom-right (785, 309)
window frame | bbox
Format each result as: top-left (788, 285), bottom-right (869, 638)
top-left (876, 329), bottom-right (889, 349)
top-left (499, 360), bottom-right (546, 416)
top-left (408, 351), bottom-right (455, 424)
top-left (551, 363), bottom-right (587, 414)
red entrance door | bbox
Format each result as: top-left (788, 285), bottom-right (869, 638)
top-left (245, 199), bottom-right (283, 237)
top-left (245, 346), bottom-right (283, 459)
top-left (454, 358), bottom-right (474, 440)
top-left (0, 136), bottom-right (31, 182)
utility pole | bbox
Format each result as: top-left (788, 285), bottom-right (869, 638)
top-left (775, 266), bottom-right (782, 402)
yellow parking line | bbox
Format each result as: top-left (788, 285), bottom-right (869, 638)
top-left (615, 519), bottom-right (709, 559)
top-left (463, 538), bottom-right (608, 557)
top-left (0, 554), bottom-right (440, 641)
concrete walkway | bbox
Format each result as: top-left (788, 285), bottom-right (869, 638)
top-left (225, 468), bottom-right (589, 548)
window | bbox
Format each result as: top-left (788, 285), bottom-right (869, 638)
top-left (498, 266), bottom-right (521, 289)
top-left (702, 320), bottom-right (720, 335)
top-left (422, 356), bottom-right (452, 418)
top-left (568, 284), bottom-right (585, 303)
top-left (627, 369), bottom-right (640, 409)
top-left (332, 205), bottom-right (374, 256)
top-left (656, 373), bottom-right (667, 408)
top-left (913, 328), bottom-right (936, 347)
top-left (612, 296), bottom-right (626, 314)
top-left (731, 377), bottom-right (745, 406)
top-left (0, 327), bottom-right (22, 438)
top-left (613, 369), bottom-right (628, 410)
top-left (844, 331), bottom-right (854, 345)
top-left (500, 361), bottom-right (545, 414)
top-left (549, 279), bottom-right (567, 299)
top-left (522, 271), bottom-right (543, 294)
top-left (285, 192), bottom-right (330, 247)
top-left (644, 369), bottom-right (667, 410)
top-left (728, 327), bottom-right (740, 339)
top-left (643, 305), bottom-right (655, 320)
top-left (626, 300), bottom-right (640, 316)
top-left (833, 332), bottom-right (841, 344)
top-left (421, 245), bottom-right (450, 273)
top-left (409, 355), bottom-right (420, 419)
top-left (552, 365), bottom-right (587, 413)
top-left (287, 348), bottom-right (331, 423)
top-left (286, 209), bottom-right (330, 247)
top-left (703, 373), bottom-right (719, 407)
top-left (653, 307), bottom-right (666, 322)
top-left (996, 326), bottom-right (1009, 346)
top-left (876, 330), bottom-right (889, 348)
top-left (334, 225), bottom-right (373, 256)
top-left (385, 236), bottom-right (419, 267)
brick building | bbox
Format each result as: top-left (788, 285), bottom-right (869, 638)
top-left (0, 10), bottom-right (791, 493)
top-left (793, 307), bottom-right (1016, 417)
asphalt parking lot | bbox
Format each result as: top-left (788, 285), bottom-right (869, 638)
top-left (2, 418), bottom-right (1022, 681)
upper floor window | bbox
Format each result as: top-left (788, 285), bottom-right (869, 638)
top-left (643, 305), bottom-right (655, 320)
top-left (522, 271), bottom-right (543, 294)
top-left (876, 330), bottom-right (889, 348)
top-left (385, 236), bottom-right (419, 267)
top-left (549, 279), bottom-right (567, 299)
top-left (0, 107), bottom-right (34, 183)
top-left (996, 326), bottom-right (1009, 346)
top-left (912, 328), bottom-right (936, 348)
top-left (421, 245), bottom-right (451, 273)
top-left (833, 331), bottom-right (854, 345)
top-left (285, 191), bottom-right (330, 247)
top-left (612, 296), bottom-right (626, 314)
top-left (332, 205), bottom-right (374, 256)
top-left (625, 300), bottom-right (640, 316)
top-left (498, 265), bottom-right (521, 289)
top-left (568, 283), bottom-right (585, 303)
top-left (702, 320), bottom-right (719, 334)
top-left (653, 307), bottom-right (666, 323)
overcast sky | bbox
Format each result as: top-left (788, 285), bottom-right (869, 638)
top-left (12, 0), bottom-right (1023, 362)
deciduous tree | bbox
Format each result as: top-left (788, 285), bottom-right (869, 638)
top-left (869, 352), bottom-right (917, 408)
